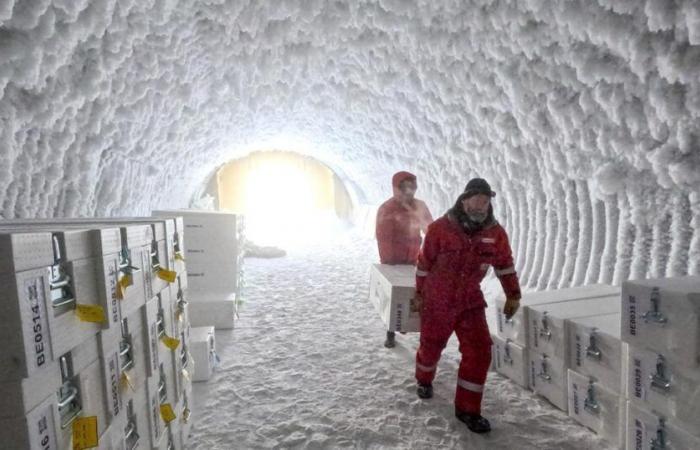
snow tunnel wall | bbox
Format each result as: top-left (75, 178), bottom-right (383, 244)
top-left (1, 0), bottom-right (700, 287)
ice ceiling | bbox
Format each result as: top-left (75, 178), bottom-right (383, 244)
top-left (1, 0), bottom-right (699, 287)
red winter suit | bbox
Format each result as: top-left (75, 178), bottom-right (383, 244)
top-left (376, 172), bottom-right (433, 265)
top-left (415, 210), bottom-right (521, 414)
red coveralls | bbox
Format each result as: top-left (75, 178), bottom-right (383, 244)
top-left (375, 171), bottom-right (433, 265)
top-left (415, 212), bottom-right (521, 414)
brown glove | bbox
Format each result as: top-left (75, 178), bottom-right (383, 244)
top-left (503, 297), bottom-right (520, 320)
top-left (411, 292), bottom-right (423, 313)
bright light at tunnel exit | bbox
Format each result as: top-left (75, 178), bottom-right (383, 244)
top-left (241, 161), bottom-right (346, 249)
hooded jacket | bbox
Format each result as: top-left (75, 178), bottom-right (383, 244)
top-left (375, 171), bottom-right (434, 265)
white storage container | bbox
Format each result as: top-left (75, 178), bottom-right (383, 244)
top-left (188, 293), bottom-right (237, 330)
top-left (625, 401), bottom-right (700, 450)
top-left (190, 326), bottom-right (217, 382)
top-left (528, 351), bottom-right (568, 411)
top-left (491, 335), bottom-right (529, 388)
top-left (568, 369), bottom-right (625, 448)
top-left (567, 313), bottom-right (626, 393)
top-left (528, 295), bottom-right (620, 361)
top-left (626, 344), bottom-right (700, 432)
top-left (368, 264), bottom-right (420, 333)
top-left (621, 276), bottom-right (700, 368)
top-left (495, 284), bottom-right (620, 346)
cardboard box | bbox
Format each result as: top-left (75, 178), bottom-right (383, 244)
top-left (495, 284), bottom-right (620, 346)
top-left (621, 276), bottom-right (700, 368)
top-left (528, 295), bottom-right (620, 361)
top-left (568, 369), bottom-right (625, 448)
top-left (368, 264), bottom-right (420, 333)
top-left (567, 313), bottom-right (625, 393)
top-left (491, 335), bottom-right (529, 388)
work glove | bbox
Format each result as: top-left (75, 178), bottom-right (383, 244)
top-left (503, 297), bottom-right (520, 320)
top-left (411, 292), bottom-right (423, 313)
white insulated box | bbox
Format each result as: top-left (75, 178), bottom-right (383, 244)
top-left (626, 344), bottom-right (700, 432)
top-left (567, 313), bottom-right (626, 394)
top-left (568, 369), bottom-right (625, 448)
top-left (145, 373), bottom-right (166, 449)
top-left (0, 332), bottom-right (99, 420)
top-left (188, 292), bottom-right (237, 330)
top-left (621, 276), bottom-right (700, 368)
top-left (495, 284), bottom-right (620, 347)
top-left (528, 295), bottom-right (621, 362)
top-left (190, 326), bottom-right (217, 382)
top-left (528, 351), bottom-right (569, 412)
top-left (491, 335), bottom-right (529, 388)
top-left (368, 264), bottom-right (420, 333)
top-left (626, 401), bottom-right (700, 450)
top-left (0, 231), bottom-right (54, 273)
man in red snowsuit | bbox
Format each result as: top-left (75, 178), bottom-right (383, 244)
top-left (414, 178), bottom-right (521, 433)
top-left (376, 171), bottom-right (433, 348)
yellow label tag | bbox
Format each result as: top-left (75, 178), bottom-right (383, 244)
top-left (121, 371), bottom-right (135, 391)
top-left (160, 404), bottom-right (176, 423)
top-left (156, 268), bottom-right (177, 283)
top-left (116, 274), bottom-right (132, 300)
top-left (161, 335), bottom-right (180, 351)
top-left (72, 416), bottom-right (99, 450)
top-left (175, 252), bottom-right (186, 262)
top-left (75, 304), bottom-right (106, 324)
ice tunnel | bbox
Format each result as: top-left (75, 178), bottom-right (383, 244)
top-left (2, 1), bottom-right (700, 449)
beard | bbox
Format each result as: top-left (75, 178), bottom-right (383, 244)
top-left (466, 210), bottom-right (488, 223)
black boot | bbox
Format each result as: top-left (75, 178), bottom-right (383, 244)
top-left (455, 410), bottom-right (491, 433)
top-left (416, 383), bottom-right (433, 399)
top-left (384, 331), bottom-right (396, 348)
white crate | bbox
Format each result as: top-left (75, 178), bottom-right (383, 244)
top-left (145, 374), bottom-right (166, 449)
top-left (568, 369), bottom-right (625, 448)
top-left (528, 351), bottom-right (568, 411)
top-left (625, 401), bottom-right (700, 450)
top-left (495, 284), bottom-right (620, 346)
top-left (0, 268), bottom-right (56, 381)
top-left (626, 344), bottom-right (700, 432)
top-left (174, 383), bottom-right (193, 448)
top-left (99, 387), bottom-right (147, 450)
top-left (0, 332), bottom-right (99, 419)
top-left (170, 283), bottom-right (190, 337)
top-left (0, 231), bottom-right (54, 274)
top-left (142, 296), bottom-right (163, 378)
top-left (190, 326), bottom-right (216, 382)
top-left (98, 308), bottom-right (150, 424)
top-left (528, 295), bottom-right (620, 361)
top-left (368, 264), bottom-right (419, 333)
top-left (491, 335), bottom-right (529, 388)
top-left (567, 313), bottom-right (626, 394)
top-left (187, 295), bottom-right (236, 330)
top-left (186, 261), bottom-right (241, 293)
top-left (621, 276), bottom-right (700, 368)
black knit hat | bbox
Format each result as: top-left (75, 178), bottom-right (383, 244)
top-left (463, 178), bottom-right (496, 198)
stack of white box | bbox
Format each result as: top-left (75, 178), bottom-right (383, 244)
top-left (0, 217), bottom-right (194, 449)
top-left (368, 264), bottom-right (420, 333)
top-left (566, 310), bottom-right (628, 448)
top-left (491, 284), bottom-right (620, 391)
top-left (620, 276), bottom-right (700, 450)
top-left (153, 210), bottom-right (245, 330)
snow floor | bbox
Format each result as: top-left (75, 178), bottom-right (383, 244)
top-left (187, 230), bottom-right (613, 449)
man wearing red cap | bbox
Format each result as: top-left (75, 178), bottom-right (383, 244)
top-left (376, 171), bottom-right (433, 348)
top-left (413, 178), bottom-right (521, 433)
